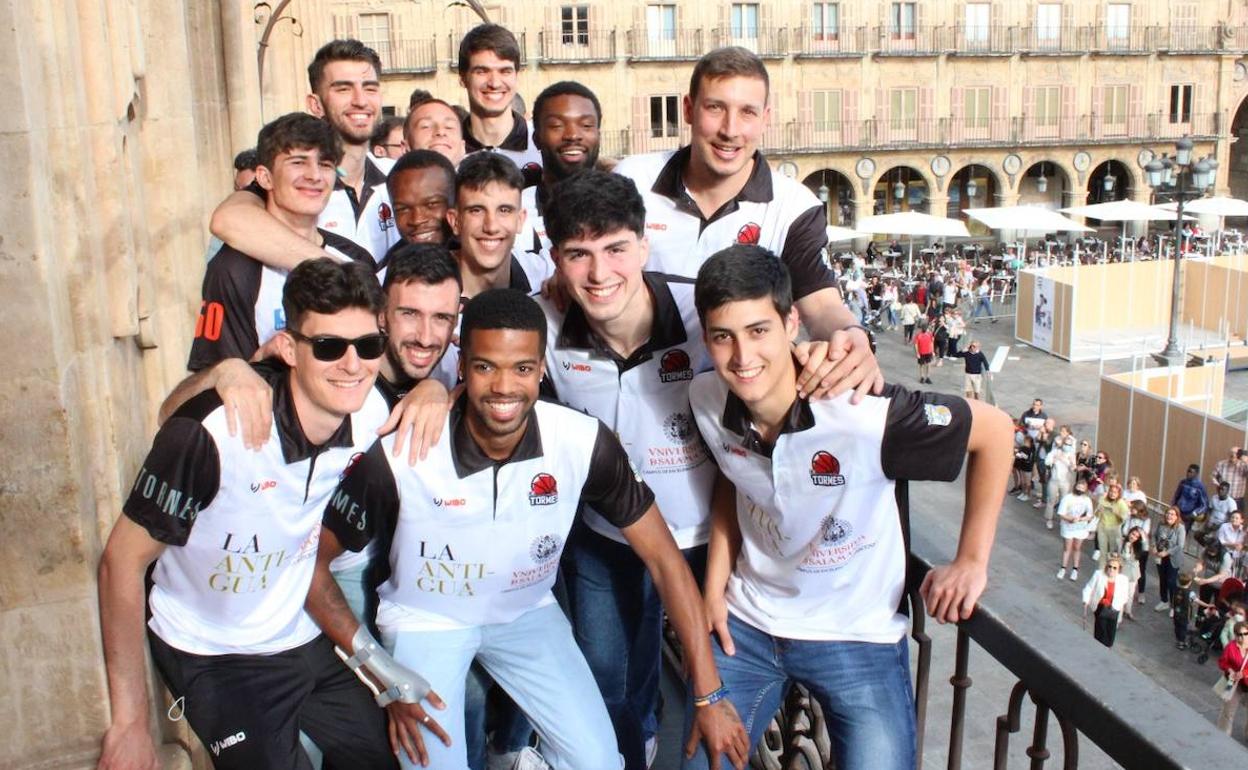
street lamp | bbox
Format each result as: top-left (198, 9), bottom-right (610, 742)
top-left (1146, 136), bottom-right (1217, 366)
top-left (817, 177), bottom-right (830, 224)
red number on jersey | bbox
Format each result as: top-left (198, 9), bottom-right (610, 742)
top-left (194, 301), bottom-right (225, 341)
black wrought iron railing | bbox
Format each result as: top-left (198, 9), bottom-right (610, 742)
top-left (536, 28), bottom-right (617, 63)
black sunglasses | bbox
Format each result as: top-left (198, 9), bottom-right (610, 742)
top-left (288, 330), bottom-right (387, 361)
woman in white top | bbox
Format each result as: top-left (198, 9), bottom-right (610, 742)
top-left (1121, 476), bottom-right (1147, 506)
top-left (1045, 435), bottom-right (1078, 529)
top-left (1082, 555), bottom-right (1132, 648)
top-left (1057, 482), bottom-right (1095, 582)
top-left (1122, 499), bottom-right (1152, 605)
top-left (1119, 527), bottom-right (1147, 619)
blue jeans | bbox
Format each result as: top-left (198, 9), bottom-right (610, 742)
top-left (971, 296), bottom-right (993, 318)
top-left (383, 603), bottom-right (620, 770)
top-left (464, 663), bottom-right (533, 770)
top-left (562, 523), bottom-right (708, 769)
top-left (682, 615), bottom-right (916, 770)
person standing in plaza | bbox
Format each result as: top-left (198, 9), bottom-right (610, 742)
top-left (1044, 432), bottom-right (1077, 530)
top-left (1081, 555), bottom-right (1130, 648)
top-left (1123, 500), bottom-right (1151, 605)
top-left (1153, 506), bottom-right (1187, 612)
top-left (950, 339), bottom-right (990, 400)
top-left (1057, 482), bottom-right (1094, 581)
top-left (900, 294), bottom-right (921, 342)
top-left (1216, 621), bottom-right (1248, 738)
top-left (1092, 481), bottom-right (1129, 567)
top-left (914, 322), bottom-right (935, 384)
top-left (1172, 463), bottom-right (1210, 532)
top-left (1213, 446), bottom-right (1248, 513)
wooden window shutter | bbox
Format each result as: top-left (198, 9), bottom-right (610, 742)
top-left (991, 85), bottom-right (1008, 141)
top-left (950, 86), bottom-right (965, 142)
top-left (844, 88), bottom-right (860, 144)
top-left (1060, 84), bottom-right (1075, 139)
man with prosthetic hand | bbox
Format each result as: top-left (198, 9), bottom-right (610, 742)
top-left (308, 289), bottom-right (750, 769)
top-left (96, 259), bottom-right (395, 770)
top-left (685, 247), bottom-right (1013, 770)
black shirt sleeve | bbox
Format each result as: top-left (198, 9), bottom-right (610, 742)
top-left (880, 385), bottom-right (973, 482)
top-left (580, 421), bottom-right (656, 529)
top-left (186, 250), bottom-right (263, 371)
top-left (122, 416), bottom-right (221, 546)
top-left (779, 205), bottom-right (837, 301)
top-left (322, 440), bottom-right (398, 553)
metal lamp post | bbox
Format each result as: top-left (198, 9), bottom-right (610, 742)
top-left (1146, 136), bottom-right (1215, 366)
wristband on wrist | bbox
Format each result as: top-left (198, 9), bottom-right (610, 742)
top-left (693, 684), bottom-right (730, 708)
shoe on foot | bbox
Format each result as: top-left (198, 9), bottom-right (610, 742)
top-left (1032, 501), bottom-right (1045, 509)
top-left (1016, 492), bottom-right (1030, 501)
top-left (1154, 601), bottom-right (1169, 612)
top-left (1046, 520), bottom-right (1054, 530)
top-left (1056, 567), bottom-right (1066, 579)
top-left (1070, 568), bottom-right (1079, 581)
top-left (1092, 549), bottom-right (1101, 562)
top-left (1169, 608), bottom-right (1175, 618)
top-left (1137, 594), bottom-right (1146, 605)
top-left (1176, 641), bottom-right (1187, 650)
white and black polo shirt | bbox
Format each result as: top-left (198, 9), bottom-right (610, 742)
top-left (690, 376), bottom-right (971, 643)
top-left (614, 147), bottom-right (835, 301)
top-left (186, 232), bottom-right (374, 372)
top-left (323, 398), bottom-right (653, 632)
top-left (463, 110), bottom-right (543, 187)
top-left (538, 273), bottom-right (715, 548)
top-left (124, 365), bottom-right (389, 655)
top-left (519, 185), bottom-right (552, 264)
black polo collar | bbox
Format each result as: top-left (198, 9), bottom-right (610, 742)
top-left (272, 372), bottom-right (355, 463)
top-left (508, 257), bottom-right (532, 293)
top-left (651, 146), bottom-right (774, 225)
top-left (333, 154), bottom-right (389, 218)
top-left (463, 110), bottom-right (531, 153)
top-left (448, 395), bottom-right (545, 478)
top-left (720, 386), bottom-right (815, 459)
top-left (556, 273), bottom-right (689, 366)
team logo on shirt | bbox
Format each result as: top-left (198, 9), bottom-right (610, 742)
top-left (736, 222), bottom-right (762, 245)
top-left (378, 202), bottom-right (394, 231)
top-left (819, 515), bottom-right (853, 545)
top-left (810, 451), bottom-right (846, 487)
top-left (561, 360), bottom-right (592, 373)
top-left (663, 413), bottom-right (694, 443)
top-left (529, 473), bottom-right (558, 505)
top-left (529, 533), bottom-right (563, 563)
top-left (658, 349), bottom-right (694, 383)
top-left (722, 441), bottom-right (748, 458)
top-left (924, 404), bottom-right (952, 427)
top-left (340, 452), bottom-right (365, 481)
top-left (249, 480), bottom-right (277, 494)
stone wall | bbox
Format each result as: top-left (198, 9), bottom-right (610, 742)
top-left (0, 1), bottom-right (251, 766)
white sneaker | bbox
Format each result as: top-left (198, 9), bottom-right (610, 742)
top-left (512, 747), bottom-right (551, 770)
top-left (1169, 608), bottom-right (1175, 618)
top-left (1016, 492), bottom-right (1030, 501)
top-left (1137, 594), bottom-right (1146, 605)
top-left (645, 736), bottom-right (658, 769)
top-left (1069, 568), bottom-right (1079, 581)
top-left (1154, 601), bottom-right (1169, 612)
top-left (1056, 567), bottom-right (1066, 579)
top-left (1046, 520), bottom-right (1054, 530)
top-left (1092, 549), bottom-right (1101, 562)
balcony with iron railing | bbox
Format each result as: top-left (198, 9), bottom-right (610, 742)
top-left (536, 28), bottom-right (617, 63)
top-left (706, 26), bottom-right (789, 58)
top-left (625, 27), bottom-right (707, 61)
top-left (874, 24), bottom-right (947, 56)
top-left (376, 38), bottom-right (438, 74)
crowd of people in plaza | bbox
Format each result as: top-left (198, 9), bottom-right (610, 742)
top-left (998, 388), bottom-right (1248, 736)
top-left (93, 27), bottom-right (1026, 770)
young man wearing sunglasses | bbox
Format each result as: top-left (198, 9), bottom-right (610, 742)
top-left (97, 258), bottom-right (396, 770)
top-left (189, 112), bottom-right (375, 373)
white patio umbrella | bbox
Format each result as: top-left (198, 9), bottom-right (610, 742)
top-left (1158, 197), bottom-right (1248, 254)
top-left (854, 211), bottom-right (970, 276)
top-left (825, 224), bottom-right (865, 243)
top-left (1061, 200), bottom-right (1191, 260)
top-left (966, 206), bottom-right (1092, 265)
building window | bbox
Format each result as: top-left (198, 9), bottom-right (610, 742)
top-left (1106, 3), bottom-right (1130, 41)
top-left (1036, 3), bottom-right (1061, 41)
top-left (1169, 84), bottom-right (1193, 123)
top-left (731, 3), bottom-right (759, 40)
top-left (1034, 86), bottom-right (1060, 127)
top-left (812, 3), bottom-right (839, 41)
top-left (964, 86), bottom-right (990, 129)
top-left (890, 88), bottom-right (917, 130)
top-left (813, 90), bottom-right (842, 131)
top-left (1102, 84), bottom-right (1128, 129)
top-left (650, 95), bottom-right (679, 137)
top-left (964, 3), bottom-right (990, 43)
top-left (358, 13), bottom-right (391, 58)
top-left (891, 2), bottom-right (916, 40)
top-left (561, 5), bottom-right (589, 46)
top-left (647, 4), bottom-right (676, 41)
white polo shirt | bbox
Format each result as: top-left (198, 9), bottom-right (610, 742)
top-left (538, 273), bottom-right (716, 548)
top-left (690, 377), bottom-right (971, 643)
top-left (519, 185), bottom-right (552, 264)
top-left (324, 399), bottom-right (653, 632)
top-left (463, 110), bottom-right (543, 187)
top-left (613, 147), bottom-right (835, 300)
top-left (125, 366), bottom-right (389, 655)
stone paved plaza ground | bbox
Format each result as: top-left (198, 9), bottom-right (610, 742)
top-left (653, 307), bottom-right (1248, 769)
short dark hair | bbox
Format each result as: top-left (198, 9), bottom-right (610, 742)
top-left (370, 116), bottom-right (405, 150)
top-left (545, 171), bottom-right (644, 247)
top-left (456, 152), bottom-right (524, 198)
top-left (408, 88), bottom-right (434, 110)
top-left (689, 46), bottom-right (769, 103)
top-left (283, 258), bottom-right (384, 330)
top-left (459, 288), bottom-right (547, 357)
top-left (457, 24), bottom-right (521, 75)
top-left (256, 112), bottom-right (342, 170)
top-left (388, 149), bottom-right (457, 203)
top-left (694, 245), bottom-right (792, 326)
top-left (307, 39), bottom-right (383, 93)
top-left (533, 81), bottom-right (603, 125)
top-left (382, 243), bottom-right (462, 293)
top-left (233, 148), bottom-right (259, 172)
top-left (1189, 463), bottom-right (1201, 473)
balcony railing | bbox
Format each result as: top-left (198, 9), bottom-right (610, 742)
top-left (1092, 23), bottom-right (1162, 54)
top-left (950, 24), bottom-right (1014, 55)
top-left (874, 24), bottom-right (947, 56)
top-left (625, 28), bottom-right (706, 60)
top-left (377, 38), bottom-right (437, 74)
top-left (442, 30), bottom-right (527, 67)
top-left (536, 28), bottom-right (617, 63)
top-left (793, 25), bottom-right (870, 57)
top-left (707, 26), bottom-right (789, 58)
